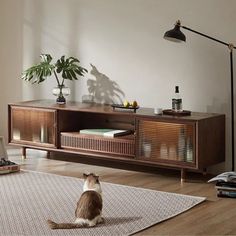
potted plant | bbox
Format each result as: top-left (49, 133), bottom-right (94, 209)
top-left (21, 54), bottom-right (88, 104)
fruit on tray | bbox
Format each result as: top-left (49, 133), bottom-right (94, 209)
top-left (130, 100), bottom-right (138, 108)
top-left (123, 100), bottom-right (130, 107)
top-left (123, 100), bottom-right (138, 108)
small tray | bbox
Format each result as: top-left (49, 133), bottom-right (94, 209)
top-left (162, 109), bottom-right (191, 116)
top-left (111, 104), bottom-right (139, 113)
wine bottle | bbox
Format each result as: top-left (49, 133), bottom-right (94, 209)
top-left (172, 86), bottom-right (182, 112)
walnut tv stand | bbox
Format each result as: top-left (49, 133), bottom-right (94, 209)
top-left (8, 100), bottom-right (225, 180)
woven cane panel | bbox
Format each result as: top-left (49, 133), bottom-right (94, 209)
top-left (138, 120), bottom-right (195, 163)
top-left (61, 132), bottom-right (135, 157)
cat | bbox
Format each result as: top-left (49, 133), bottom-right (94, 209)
top-left (47, 173), bottom-right (104, 229)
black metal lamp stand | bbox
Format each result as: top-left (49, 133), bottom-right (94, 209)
top-left (164, 20), bottom-right (235, 171)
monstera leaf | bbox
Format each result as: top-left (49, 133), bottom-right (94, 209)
top-left (21, 54), bottom-right (87, 85)
top-left (56, 56), bottom-right (88, 80)
top-left (21, 54), bottom-right (55, 84)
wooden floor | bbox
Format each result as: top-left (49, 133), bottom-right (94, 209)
top-left (7, 148), bottom-right (236, 235)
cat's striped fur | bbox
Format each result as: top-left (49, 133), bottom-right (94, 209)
top-left (47, 173), bottom-right (103, 229)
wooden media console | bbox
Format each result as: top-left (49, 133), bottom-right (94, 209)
top-left (8, 100), bottom-right (225, 180)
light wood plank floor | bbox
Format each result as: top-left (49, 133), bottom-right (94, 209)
top-left (7, 148), bottom-right (236, 235)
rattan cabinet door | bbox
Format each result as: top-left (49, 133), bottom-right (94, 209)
top-left (136, 118), bottom-right (196, 168)
top-left (10, 106), bottom-right (57, 147)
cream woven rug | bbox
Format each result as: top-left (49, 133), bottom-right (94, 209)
top-left (0, 171), bottom-right (205, 236)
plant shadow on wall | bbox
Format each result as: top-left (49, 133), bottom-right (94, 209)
top-left (82, 64), bottom-right (125, 104)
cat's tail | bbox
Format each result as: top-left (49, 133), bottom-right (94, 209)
top-left (47, 219), bottom-right (85, 229)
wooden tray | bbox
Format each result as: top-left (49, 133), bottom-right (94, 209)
top-left (111, 104), bottom-right (139, 113)
top-left (162, 109), bottom-right (191, 116)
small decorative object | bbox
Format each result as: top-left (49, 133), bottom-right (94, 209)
top-left (21, 54), bottom-right (88, 104)
top-left (154, 108), bottom-right (163, 115)
top-left (142, 142), bottom-right (152, 158)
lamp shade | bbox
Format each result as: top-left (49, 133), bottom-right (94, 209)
top-left (164, 24), bottom-right (186, 42)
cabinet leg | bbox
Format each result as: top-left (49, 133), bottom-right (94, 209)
top-left (203, 168), bottom-right (207, 176)
top-left (47, 151), bottom-right (50, 158)
top-left (22, 147), bottom-right (26, 160)
top-left (181, 168), bottom-right (186, 183)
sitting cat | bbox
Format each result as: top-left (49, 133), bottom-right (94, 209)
top-left (47, 173), bottom-right (104, 229)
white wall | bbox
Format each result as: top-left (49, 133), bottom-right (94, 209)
top-left (0, 0), bottom-right (23, 141)
top-left (1, 0), bottom-right (236, 172)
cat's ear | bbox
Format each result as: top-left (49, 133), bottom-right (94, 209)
top-left (83, 173), bottom-right (89, 179)
top-left (94, 174), bottom-right (100, 182)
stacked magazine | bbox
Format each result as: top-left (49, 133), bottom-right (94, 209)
top-left (208, 172), bottom-right (236, 198)
top-left (0, 158), bottom-right (20, 174)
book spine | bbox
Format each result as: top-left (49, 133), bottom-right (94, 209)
top-left (216, 181), bottom-right (236, 187)
top-left (103, 130), bottom-right (131, 137)
top-left (215, 185), bottom-right (236, 191)
top-left (79, 130), bottom-right (104, 136)
top-left (217, 189), bottom-right (236, 198)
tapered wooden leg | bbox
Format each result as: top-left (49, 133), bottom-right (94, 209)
top-left (47, 151), bottom-right (50, 158)
top-left (181, 168), bottom-right (186, 183)
top-left (22, 147), bottom-right (26, 160)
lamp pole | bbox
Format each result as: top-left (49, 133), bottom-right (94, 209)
top-left (230, 46), bottom-right (235, 171)
top-left (164, 20), bottom-right (236, 171)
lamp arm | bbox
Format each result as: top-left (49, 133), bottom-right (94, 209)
top-left (172, 20), bottom-right (236, 170)
top-left (182, 24), bottom-right (236, 171)
top-left (181, 25), bottom-right (236, 50)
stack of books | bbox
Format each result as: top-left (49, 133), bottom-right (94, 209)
top-left (208, 172), bottom-right (236, 198)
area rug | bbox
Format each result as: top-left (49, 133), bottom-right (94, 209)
top-left (0, 171), bottom-right (205, 236)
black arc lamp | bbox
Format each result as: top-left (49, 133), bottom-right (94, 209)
top-left (164, 20), bottom-right (186, 42)
top-left (164, 20), bottom-right (236, 171)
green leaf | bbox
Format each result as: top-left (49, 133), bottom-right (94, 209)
top-left (21, 54), bottom-right (87, 85)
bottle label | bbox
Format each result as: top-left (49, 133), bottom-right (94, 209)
top-left (172, 98), bottom-right (182, 111)
top-left (172, 99), bottom-right (176, 110)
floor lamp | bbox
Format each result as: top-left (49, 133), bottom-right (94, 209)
top-left (164, 20), bottom-right (235, 171)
